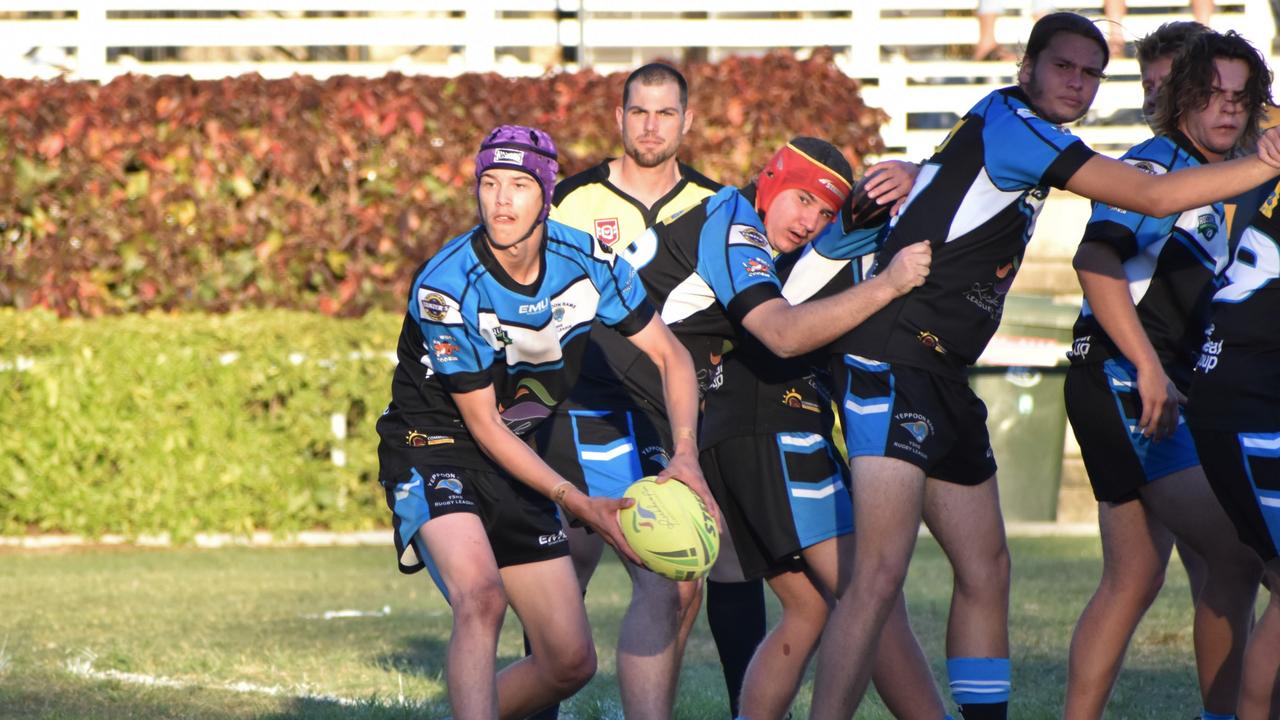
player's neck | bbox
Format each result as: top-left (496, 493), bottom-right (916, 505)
top-left (488, 224), bottom-right (545, 285)
top-left (610, 157), bottom-right (682, 209)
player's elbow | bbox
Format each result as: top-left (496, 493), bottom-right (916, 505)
top-left (759, 326), bottom-right (807, 359)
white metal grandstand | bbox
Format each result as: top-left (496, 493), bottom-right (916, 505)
top-left (3, 1), bottom-right (1276, 160)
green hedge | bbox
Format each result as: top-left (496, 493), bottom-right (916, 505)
top-left (0, 309), bottom-right (400, 539)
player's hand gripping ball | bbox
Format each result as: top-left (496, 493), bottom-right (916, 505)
top-left (618, 477), bottom-right (720, 581)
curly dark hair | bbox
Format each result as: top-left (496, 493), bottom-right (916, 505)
top-left (1150, 30), bottom-right (1273, 151)
top-left (1135, 21), bottom-right (1208, 70)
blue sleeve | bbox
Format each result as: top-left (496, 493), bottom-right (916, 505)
top-left (695, 190), bottom-right (783, 323)
top-left (809, 220), bottom-right (884, 261)
top-left (983, 95), bottom-right (1095, 191)
top-left (412, 281), bottom-right (493, 393)
top-left (1081, 147), bottom-right (1175, 261)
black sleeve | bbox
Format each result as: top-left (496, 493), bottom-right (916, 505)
top-left (1042, 141), bottom-right (1098, 190)
top-left (607, 300), bottom-right (656, 337)
top-left (726, 282), bottom-right (785, 327)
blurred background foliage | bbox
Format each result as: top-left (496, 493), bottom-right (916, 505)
top-left (1, 50), bottom-right (885, 318)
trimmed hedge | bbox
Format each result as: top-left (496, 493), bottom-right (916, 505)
top-left (0, 309), bottom-right (399, 539)
top-left (1, 51), bottom-right (887, 318)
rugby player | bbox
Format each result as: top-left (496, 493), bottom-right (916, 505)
top-left (374, 125), bottom-right (706, 720)
top-left (805, 12), bottom-right (1280, 720)
top-left (1188, 175), bottom-right (1280, 720)
top-left (700, 154), bottom-right (952, 720)
top-left (1063, 29), bottom-right (1268, 720)
top-left (534, 63), bottom-right (756, 720)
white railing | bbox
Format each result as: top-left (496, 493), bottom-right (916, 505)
top-left (2, 1), bottom-right (1275, 158)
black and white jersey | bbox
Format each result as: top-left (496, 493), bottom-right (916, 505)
top-left (1188, 178), bottom-right (1280, 429)
top-left (832, 86), bottom-right (1096, 377)
top-left (376, 220), bottom-right (653, 468)
top-left (1068, 131), bottom-right (1228, 391)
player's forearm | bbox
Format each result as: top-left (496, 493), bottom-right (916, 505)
top-left (467, 416), bottom-right (567, 497)
top-left (654, 348), bottom-right (701, 455)
top-left (749, 276), bottom-right (901, 358)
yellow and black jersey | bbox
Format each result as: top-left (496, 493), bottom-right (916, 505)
top-left (551, 159), bottom-right (720, 256)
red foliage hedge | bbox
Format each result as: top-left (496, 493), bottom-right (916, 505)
top-left (1, 50), bottom-right (887, 317)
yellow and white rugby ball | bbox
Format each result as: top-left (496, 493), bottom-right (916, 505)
top-left (618, 476), bottom-right (719, 581)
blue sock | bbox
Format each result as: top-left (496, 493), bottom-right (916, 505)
top-left (947, 657), bottom-right (1010, 720)
top-left (1200, 712), bottom-right (1236, 720)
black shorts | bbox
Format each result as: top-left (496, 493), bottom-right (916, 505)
top-left (701, 432), bottom-right (853, 580)
top-left (1190, 427), bottom-right (1280, 563)
top-left (1065, 359), bottom-right (1200, 503)
top-left (832, 354), bottom-right (997, 485)
top-left (532, 402), bottom-right (671, 499)
top-left (378, 441), bottom-right (569, 589)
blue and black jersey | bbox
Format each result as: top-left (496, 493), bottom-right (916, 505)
top-left (376, 220), bottom-right (653, 468)
top-left (1188, 178), bottom-right (1280, 429)
top-left (1068, 131), bottom-right (1228, 391)
top-left (701, 210), bottom-right (882, 448)
top-left (833, 86), bottom-right (1096, 377)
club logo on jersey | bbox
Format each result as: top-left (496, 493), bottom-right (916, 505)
top-left (420, 293), bottom-right (450, 321)
top-left (594, 218), bottom-right (622, 250)
top-left (1197, 213), bottom-right (1218, 240)
top-left (492, 327), bottom-right (512, 347)
top-left (431, 472), bottom-right (465, 495)
top-left (493, 148), bottom-right (525, 165)
top-left (782, 388), bottom-right (821, 413)
top-left (432, 336), bottom-right (460, 361)
top-left (743, 258), bottom-right (772, 278)
top-left (732, 225), bottom-right (771, 251)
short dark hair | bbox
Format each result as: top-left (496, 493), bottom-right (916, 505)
top-left (1136, 21), bottom-right (1209, 70)
top-left (1151, 30), bottom-right (1273, 150)
top-left (1022, 12), bottom-right (1109, 70)
top-left (621, 63), bottom-right (688, 110)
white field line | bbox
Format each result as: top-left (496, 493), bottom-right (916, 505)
top-left (2, 523), bottom-right (1101, 549)
top-left (64, 652), bottom-right (373, 707)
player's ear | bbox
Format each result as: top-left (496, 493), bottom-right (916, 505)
top-left (616, 105), bottom-right (625, 132)
top-left (681, 108), bottom-right (694, 136)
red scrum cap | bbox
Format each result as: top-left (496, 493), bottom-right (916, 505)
top-left (754, 137), bottom-right (854, 218)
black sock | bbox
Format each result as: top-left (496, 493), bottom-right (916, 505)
top-left (958, 702), bottom-right (1008, 720)
top-left (706, 578), bottom-right (767, 718)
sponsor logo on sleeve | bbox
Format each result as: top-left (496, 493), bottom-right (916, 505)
top-left (742, 258), bottom-right (773, 278)
top-left (730, 224), bottom-right (771, 250)
top-left (419, 291), bottom-right (454, 322)
top-left (432, 336), bottom-right (460, 362)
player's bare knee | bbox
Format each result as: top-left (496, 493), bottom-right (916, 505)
top-left (857, 555), bottom-right (911, 606)
top-left (544, 638), bottom-right (597, 693)
top-left (450, 578), bottom-right (508, 631)
top-left (954, 542), bottom-right (1011, 600)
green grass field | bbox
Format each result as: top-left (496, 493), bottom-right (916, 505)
top-left (0, 535), bottom-right (1213, 719)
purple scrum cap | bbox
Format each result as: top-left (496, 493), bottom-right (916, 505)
top-left (474, 124), bottom-right (559, 225)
